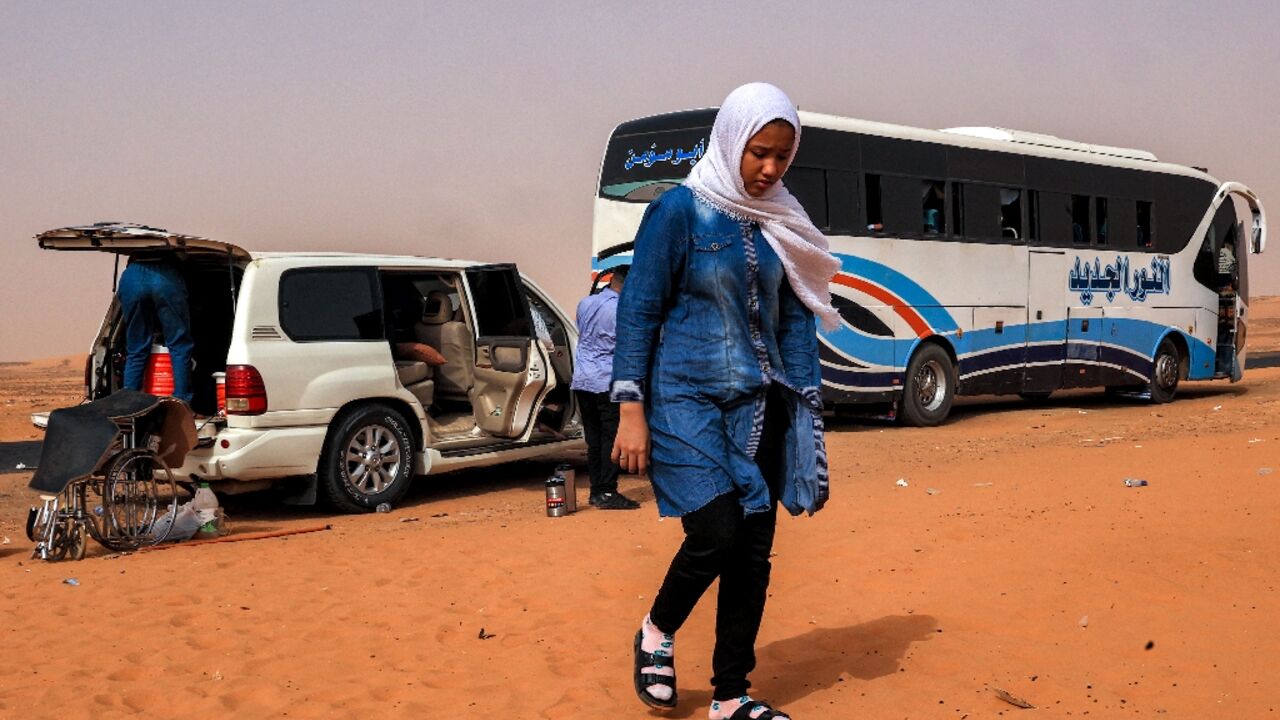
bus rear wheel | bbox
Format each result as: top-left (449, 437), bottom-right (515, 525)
top-left (899, 344), bottom-right (955, 427)
top-left (1147, 337), bottom-right (1183, 404)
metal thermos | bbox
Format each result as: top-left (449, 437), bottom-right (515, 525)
top-left (545, 474), bottom-right (567, 517)
top-left (557, 464), bottom-right (577, 513)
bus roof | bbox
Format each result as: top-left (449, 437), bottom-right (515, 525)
top-left (606, 108), bottom-right (1216, 184)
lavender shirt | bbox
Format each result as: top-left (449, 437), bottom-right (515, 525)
top-left (570, 286), bottom-right (619, 394)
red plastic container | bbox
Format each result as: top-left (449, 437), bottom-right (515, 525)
top-left (142, 345), bottom-right (175, 396)
top-left (212, 371), bottom-right (227, 414)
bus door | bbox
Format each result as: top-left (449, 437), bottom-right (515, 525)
top-left (1023, 249), bottom-right (1066, 393)
top-left (1065, 307), bottom-right (1104, 388)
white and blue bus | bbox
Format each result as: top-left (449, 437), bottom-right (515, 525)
top-left (592, 109), bottom-right (1266, 425)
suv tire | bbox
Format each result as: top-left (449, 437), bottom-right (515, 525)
top-left (320, 404), bottom-right (415, 513)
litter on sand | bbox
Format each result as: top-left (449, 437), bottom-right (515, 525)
top-left (1259, 468), bottom-right (1274, 476)
top-left (63, 578), bottom-right (79, 586)
top-left (993, 687), bottom-right (1035, 709)
top-left (895, 478), bottom-right (909, 488)
top-left (926, 488), bottom-right (943, 495)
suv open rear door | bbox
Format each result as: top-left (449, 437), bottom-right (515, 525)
top-left (37, 223), bottom-right (251, 261)
top-left (463, 264), bottom-right (555, 442)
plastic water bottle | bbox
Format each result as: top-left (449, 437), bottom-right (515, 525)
top-left (192, 483), bottom-right (219, 537)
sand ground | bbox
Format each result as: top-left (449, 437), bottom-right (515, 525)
top-left (1, 301), bottom-right (1278, 719)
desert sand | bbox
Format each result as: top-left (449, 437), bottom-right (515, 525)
top-left (2, 301), bottom-right (1279, 719)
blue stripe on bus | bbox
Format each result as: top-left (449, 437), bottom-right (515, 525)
top-left (834, 254), bottom-right (960, 333)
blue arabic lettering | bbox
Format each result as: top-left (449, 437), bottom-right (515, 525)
top-left (623, 138), bottom-right (707, 171)
top-left (1069, 255), bottom-right (1171, 305)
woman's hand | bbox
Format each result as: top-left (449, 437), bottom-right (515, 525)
top-left (611, 402), bottom-right (650, 475)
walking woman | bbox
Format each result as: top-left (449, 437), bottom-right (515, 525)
top-left (611, 83), bottom-right (840, 720)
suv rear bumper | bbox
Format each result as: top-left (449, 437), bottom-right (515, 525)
top-left (178, 425), bottom-right (328, 481)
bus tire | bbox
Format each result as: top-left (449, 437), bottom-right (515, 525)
top-left (1147, 337), bottom-right (1182, 404)
top-left (319, 404), bottom-right (415, 513)
top-left (900, 344), bottom-right (955, 427)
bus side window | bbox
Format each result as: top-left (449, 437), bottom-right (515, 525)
top-left (1094, 197), bottom-right (1109, 246)
top-left (1000, 188), bottom-right (1022, 240)
top-left (786, 166), bottom-right (829, 229)
top-left (921, 180), bottom-right (946, 235)
top-left (1027, 190), bottom-right (1040, 242)
top-left (1109, 200), bottom-right (1136, 249)
top-left (1040, 192), bottom-right (1072, 247)
top-left (1137, 201), bottom-right (1153, 248)
top-left (950, 182), bottom-right (965, 238)
top-left (1071, 195), bottom-right (1092, 245)
top-left (865, 173), bottom-right (883, 232)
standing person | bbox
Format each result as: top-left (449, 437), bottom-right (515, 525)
top-left (611, 83), bottom-right (839, 720)
top-left (117, 253), bottom-right (195, 404)
top-left (572, 265), bottom-right (640, 510)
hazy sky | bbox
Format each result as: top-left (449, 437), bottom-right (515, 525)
top-left (3, 0), bottom-right (1278, 361)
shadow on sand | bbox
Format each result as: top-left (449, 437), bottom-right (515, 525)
top-left (826, 381), bottom-right (1249, 430)
top-left (655, 614), bottom-right (938, 717)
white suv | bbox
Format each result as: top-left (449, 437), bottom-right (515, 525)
top-left (34, 224), bottom-right (584, 512)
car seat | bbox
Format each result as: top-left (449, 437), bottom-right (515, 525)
top-left (414, 291), bottom-right (475, 400)
top-left (395, 359), bottom-right (435, 408)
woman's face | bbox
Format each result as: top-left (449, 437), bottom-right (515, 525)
top-left (740, 120), bottom-right (795, 198)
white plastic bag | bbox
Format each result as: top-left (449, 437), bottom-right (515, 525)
top-left (150, 501), bottom-right (200, 542)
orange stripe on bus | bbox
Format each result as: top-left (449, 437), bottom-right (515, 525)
top-left (832, 274), bottom-right (933, 338)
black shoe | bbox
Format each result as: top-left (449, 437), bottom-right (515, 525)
top-left (589, 492), bottom-right (640, 510)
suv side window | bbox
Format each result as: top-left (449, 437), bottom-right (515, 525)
top-left (279, 268), bottom-right (384, 341)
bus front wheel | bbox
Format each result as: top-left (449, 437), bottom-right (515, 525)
top-left (1147, 338), bottom-right (1183, 404)
top-left (899, 344), bottom-right (955, 427)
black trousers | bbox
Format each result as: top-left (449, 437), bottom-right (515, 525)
top-left (575, 390), bottom-right (620, 496)
top-left (648, 389), bottom-right (787, 701)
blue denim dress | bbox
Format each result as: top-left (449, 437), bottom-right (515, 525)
top-left (611, 186), bottom-right (829, 518)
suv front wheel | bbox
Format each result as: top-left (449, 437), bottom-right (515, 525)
top-left (320, 404), bottom-right (415, 512)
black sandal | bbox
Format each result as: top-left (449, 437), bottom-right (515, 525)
top-left (633, 628), bottom-right (678, 709)
top-left (727, 699), bottom-right (790, 720)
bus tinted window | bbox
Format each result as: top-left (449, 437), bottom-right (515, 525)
top-left (1137, 200), bottom-right (1154, 248)
top-left (1110, 199), bottom-right (1136, 248)
top-left (826, 170), bottom-right (858, 234)
top-left (1071, 195), bottom-right (1092, 244)
top-left (922, 180), bottom-right (946, 235)
top-left (865, 174), bottom-right (883, 231)
top-left (1027, 190), bottom-right (1040, 241)
top-left (599, 123), bottom-right (712, 202)
top-left (963, 183), bottom-right (1002, 240)
top-left (950, 182), bottom-right (965, 237)
top-left (883, 175), bottom-right (922, 235)
top-left (1040, 192), bottom-right (1072, 246)
top-left (1095, 197), bottom-right (1109, 246)
top-left (786, 167), bottom-right (828, 229)
top-left (1000, 188), bottom-right (1022, 240)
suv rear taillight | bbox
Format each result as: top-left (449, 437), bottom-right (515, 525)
top-left (225, 364), bottom-right (268, 415)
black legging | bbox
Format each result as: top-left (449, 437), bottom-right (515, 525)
top-left (648, 388), bottom-right (787, 701)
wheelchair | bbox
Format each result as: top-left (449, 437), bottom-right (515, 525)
top-left (27, 391), bottom-right (195, 561)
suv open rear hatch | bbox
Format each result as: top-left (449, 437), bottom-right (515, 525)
top-left (37, 223), bottom-right (251, 260)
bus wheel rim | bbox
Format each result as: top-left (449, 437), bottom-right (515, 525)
top-left (915, 359), bottom-right (947, 411)
top-left (1155, 353), bottom-right (1178, 389)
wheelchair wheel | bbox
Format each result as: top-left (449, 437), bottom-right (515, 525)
top-left (98, 448), bottom-right (179, 551)
top-left (67, 521), bottom-right (87, 561)
top-left (47, 521), bottom-right (70, 562)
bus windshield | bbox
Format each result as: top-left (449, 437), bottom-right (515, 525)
top-left (598, 110), bottom-right (713, 203)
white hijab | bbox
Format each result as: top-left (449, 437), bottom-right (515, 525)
top-left (684, 82), bottom-right (842, 331)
